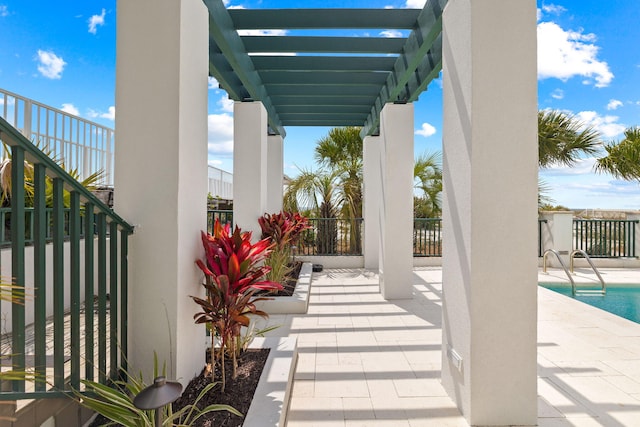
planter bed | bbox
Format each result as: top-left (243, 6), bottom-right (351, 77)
top-left (255, 262), bottom-right (313, 314)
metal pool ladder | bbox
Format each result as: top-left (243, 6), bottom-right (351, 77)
top-left (542, 249), bottom-right (606, 296)
top-left (570, 249), bottom-right (606, 296)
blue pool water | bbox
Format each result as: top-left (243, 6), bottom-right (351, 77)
top-left (541, 284), bottom-right (640, 324)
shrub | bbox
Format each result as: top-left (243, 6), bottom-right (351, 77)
top-left (191, 220), bottom-right (282, 392)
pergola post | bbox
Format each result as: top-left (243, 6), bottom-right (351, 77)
top-left (363, 135), bottom-right (382, 270)
top-left (115, 0), bottom-right (208, 386)
top-left (441, 0), bottom-right (538, 424)
top-left (233, 101), bottom-right (268, 238)
top-left (378, 103), bottom-right (414, 300)
top-left (266, 134), bottom-right (284, 214)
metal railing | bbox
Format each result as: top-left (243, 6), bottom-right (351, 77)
top-left (413, 218), bottom-right (442, 257)
top-left (298, 218), bottom-right (363, 256)
top-left (207, 209), bottom-right (234, 233)
top-left (538, 219), bottom-right (548, 257)
top-left (573, 219), bottom-right (638, 258)
top-left (0, 117), bottom-right (133, 400)
top-left (0, 208), bottom-right (93, 246)
top-left (1, 88), bottom-right (114, 186)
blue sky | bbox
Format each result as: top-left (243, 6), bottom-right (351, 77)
top-left (1, 0), bottom-right (639, 209)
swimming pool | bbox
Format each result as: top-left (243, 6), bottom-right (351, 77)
top-left (541, 284), bottom-right (640, 323)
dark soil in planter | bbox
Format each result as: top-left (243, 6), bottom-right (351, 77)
top-left (274, 260), bottom-right (302, 297)
top-left (172, 348), bottom-right (270, 427)
top-left (89, 264), bottom-right (302, 426)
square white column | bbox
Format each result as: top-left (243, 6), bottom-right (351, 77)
top-left (379, 103), bottom-right (414, 299)
top-left (363, 135), bottom-right (381, 270)
top-left (441, 0), bottom-right (538, 424)
top-left (233, 101), bottom-right (268, 238)
top-left (266, 134), bottom-right (284, 214)
top-left (115, 0), bottom-right (208, 385)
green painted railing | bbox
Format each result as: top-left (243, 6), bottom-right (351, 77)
top-left (207, 209), bottom-right (234, 233)
top-left (0, 116), bottom-right (133, 400)
top-left (573, 219), bottom-right (638, 258)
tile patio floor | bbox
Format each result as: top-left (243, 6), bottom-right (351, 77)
top-left (258, 267), bottom-right (640, 426)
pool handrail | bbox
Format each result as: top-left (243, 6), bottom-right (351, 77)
top-left (570, 249), bottom-right (606, 294)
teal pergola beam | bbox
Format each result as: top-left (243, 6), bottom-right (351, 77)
top-left (241, 36), bottom-right (406, 54)
top-left (266, 85), bottom-right (382, 97)
top-left (361, 0), bottom-right (447, 137)
top-left (251, 56), bottom-right (397, 72)
top-left (204, 0), bottom-right (286, 136)
top-left (260, 71), bottom-right (390, 86)
top-left (229, 9), bottom-right (421, 30)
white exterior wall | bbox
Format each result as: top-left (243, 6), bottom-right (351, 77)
top-left (378, 103), bottom-right (414, 300)
top-left (539, 211), bottom-right (574, 266)
top-left (363, 135), bottom-right (381, 270)
top-left (233, 102), bottom-right (268, 238)
top-left (441, 0), bottom-right (538, 425)
top-left (115, 0), bottom-right (208, 385)
top-left (266, 134), bottom-right (284, 214)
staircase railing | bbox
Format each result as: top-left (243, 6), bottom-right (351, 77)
top-left (0, 116), bottom-right (133, 400)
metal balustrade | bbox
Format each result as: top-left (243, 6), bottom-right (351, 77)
top-left (0, 117), bottom-right (133, 400)
top-left (1, 88), bottom-right (114, 186)
top-left (573, 219), bottom-right (638, 258)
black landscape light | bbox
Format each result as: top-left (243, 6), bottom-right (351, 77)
top-left (133, 376), bottom-right (182, 427)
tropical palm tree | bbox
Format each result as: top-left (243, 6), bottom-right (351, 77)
top-left (595, 126), bottom-right (640, 181)
top-left (283, 168), bottom-right (341, 254)
top-left (538, 109), bottom-right (601, 168)
top-left (314, 127), bottom-right (363, 253)
top-left (413, 151), bottom-right (442, 217)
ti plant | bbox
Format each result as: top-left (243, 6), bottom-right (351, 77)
top-left (191, 220), bottom-right (282, 392)
top-left (259, 211), bottom-right (311, 285)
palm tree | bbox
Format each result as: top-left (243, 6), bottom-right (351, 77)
top-left (283, 168), bottom-right (341, 254)
top-left (538, 110), bottom-right (601, 168)
top-left (314, 127), bottom-right (363, 253)
top-left (413, 151), bottom-right (442, 217)
top-left (595, 127), bottom-right (640, 181)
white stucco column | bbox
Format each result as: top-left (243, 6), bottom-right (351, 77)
top-left (115, 0), bottom-right (208, 386)
top-left (363, 135), bottom-right (382, 270)
top-left (233, 101), bottom-right (268, 238)
top-left (379, 103), bottom-right (414, 299)
top-left (266, 134), bottom-right (284, 214)
top-left (441, 0), bottom-right (538, 425)
top-left (539, 211), bottom-right (574, 266)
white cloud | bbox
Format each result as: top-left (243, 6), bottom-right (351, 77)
top-left (541, 4), bottom-right (567, 15)
top-left (87, 106), bottom-right (115, 120)
top-left (208, 76), bottom-right (220, 90)
top-left (208, 159), bottom-right (223, 167)
top-left (101, 106), bottom-right (115, 120)
top-left (541, 157), bottom-right (596, 177)
top-left (208, 113), bottom-right (234, 156)
top-left (237, 29), bottom-right (286, 36)
top-left (606, 99), bottom-right (623, 111)
top-left (415, 122), bottom-right (436, 137)
top-left (0, 5), bottom-right (9, 17)
top-left (405, 0), bottom-right (425, 8)
top-left (537, 22), bottom-right (613, 88)
top-left (217, 96), bottom-right (234, 113)
top-left (551, 89), bottom-right (564, 99)
top-left (60, 103), bottom-right (79, 116)
top-left (379, 30), bottom-right (403, 38)
top-left (36, 50), bottom-right (66, 79)
top-left (88, 9), bottom-right (106, 34)
top-left (576, 111), bottom-right (626, 138)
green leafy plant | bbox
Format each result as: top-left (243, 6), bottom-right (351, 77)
top-left (191, 220), bottom-right (282, 391)
top-left (259, 211), bottom-right (311, 285)
top-left (78, 355), bottom-right (240, 426)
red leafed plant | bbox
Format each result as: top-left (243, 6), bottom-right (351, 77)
top-left (258, 211), bottom-right (311, 285)
top-left (191, 219), bottom-right (282, 391)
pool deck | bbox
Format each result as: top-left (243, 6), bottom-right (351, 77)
top-left (258, 267), bottom-right (640, 426)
